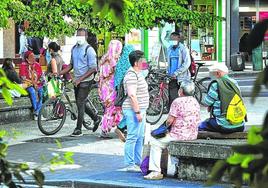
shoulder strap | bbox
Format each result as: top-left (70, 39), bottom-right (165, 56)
top-left (207, 80), bottom-right (217, 93)
top-left (128, 70), bottom-right (138, 80)
top-left (216, 78), bottom-right (241, 116)
top-left (84, 44), bottom-right (91, 58)
top-left (70, 44), bottom-right (77, 63)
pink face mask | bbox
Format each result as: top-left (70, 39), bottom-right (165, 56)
top-left (140, 60), bottom-right (149, 70)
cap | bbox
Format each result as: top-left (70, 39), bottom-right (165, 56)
top-left (208, 63), bottom-right (229, 73)
top-left (24, 50), bottom-right (34, 59)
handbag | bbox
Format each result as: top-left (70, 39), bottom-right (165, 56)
top-left (151, 123), bottom-right (170, 139)
top-left (140, 156), bottom-right (151, 176)
top-left (47, 77), bottom-right (61, 98)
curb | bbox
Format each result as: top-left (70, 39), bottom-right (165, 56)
top-left (18, 180), bottom-right (145, 188)
top-left (229, 71), bottom-right (261, 78)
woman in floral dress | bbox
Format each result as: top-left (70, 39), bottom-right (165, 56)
top-left (98, 40), bottom-right (123, 137)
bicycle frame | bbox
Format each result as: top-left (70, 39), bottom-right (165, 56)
top-left (60, 80), bottom-right (99, 119)
top-left (159, 81), bottom-right (168, 101)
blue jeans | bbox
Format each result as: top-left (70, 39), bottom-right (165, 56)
top-left (123, 109), bottom-right (146, 166)
top-left (199, 118), bottom-right (244, 134)
top-left (27, 86), bottom-right (43, 115)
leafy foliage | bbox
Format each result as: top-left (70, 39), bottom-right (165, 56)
top-left (0, 130), bottom-right (74, 187)
top-left (1, 0), bottom-right (224, 38)
top-left (0, 68), bottom-right (27, 105)
top-left (206, 124), bottom-right (268, 188)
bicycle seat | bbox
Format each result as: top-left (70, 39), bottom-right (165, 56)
top-left (195, 62), bottom-right (206, 67)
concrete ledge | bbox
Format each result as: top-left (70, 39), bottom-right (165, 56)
top-left (168, 139), bottom-right (246, 181)
top-left (0, 92), bottom-right (75, 125)
top-left (0, 97), bottom-right (32, 111)
top-left (197, 131), bottom-right (247, 139)
top-left (168, 139), bottom-right (246, 159)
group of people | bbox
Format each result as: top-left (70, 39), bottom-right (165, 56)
top-left (2, 28), bottom-right (246, 180)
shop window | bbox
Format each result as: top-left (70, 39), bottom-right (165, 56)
top-left (191, 2), bottom-right (216, 61)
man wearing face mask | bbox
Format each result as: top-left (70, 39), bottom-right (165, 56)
top-left (198, 63), bottom-right (245, 133)
top-left (60, 28), bottom-right (101, 137)
top-left (167, 31), bottom-right (191, 110)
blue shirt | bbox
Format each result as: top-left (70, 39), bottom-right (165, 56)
top-left (204, 75), bottom-right (244, 129)
top-left (167, 43), bottom-right (191, 81)
top-left (168, 46), bottom-right (181, 75)
top-left (71, 43), bottom-right (97, 81)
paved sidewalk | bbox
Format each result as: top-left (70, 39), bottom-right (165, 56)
top-left (7, 133), bottom-right (226, 188)
top-left (2, 97), bottom-right (267, 187)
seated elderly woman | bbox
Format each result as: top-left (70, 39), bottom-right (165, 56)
top-left (144, 80), bottom-right (201, 180)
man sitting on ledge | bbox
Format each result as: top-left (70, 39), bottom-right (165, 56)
top-left (199, 63), bottom-right (246, 134)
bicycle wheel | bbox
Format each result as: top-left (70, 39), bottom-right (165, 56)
top-left (194, 82), bottom-right (202, 104)
top-left (89, 85), bottom-right (103, 115)
top-left (197, 77), bottom-right (211, 106)
top-left (38, 98), bottom-right (67, 135)
top-left (82, 98), bottom-right (95, 130)
top-left (146, 89), bottom-right (164, 125)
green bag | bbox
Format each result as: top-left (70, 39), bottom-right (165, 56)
top-left (47, 77), bottom-right (61, 98)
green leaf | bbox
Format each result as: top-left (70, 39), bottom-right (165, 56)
top-left (0, 142), bottom-right (8, 157)
top-left (243, 172), bottom-right (250, 181)
top-left (247, 126), bottom-right (263, 145)
top-left (1, 87), bottom-right (13, 105)
top-left (55, 139), bottom-right (62, 149)
top-left (63, 152), bottom-right (74, 164)
top-left (240, 155), bottom-right (255, 168)
top-left (13, 171), bottom-right (25, 183)
top-left (206, 160), bottom-right (229, 186)
top-left (229, 166), bottom-right (243, 187)
top-left (261, 113), bottom-right (268, 138)
top-left (0, 130), bottom-right (7, 138)
top-left (11, 83), bottom-right (28, 96)
top-left (32, 169), bottom-right (45, 187)
top-left (251, 71), bottom-right (264, 103)
top-left (227, 153), bottom-right (254, 167)
top-left (19, 163), bottom-right (29, 171)
top-left (263, 164), bottom-right (268, 175)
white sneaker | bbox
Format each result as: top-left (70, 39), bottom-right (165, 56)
top-left (126, 165), bottom-right (141, 172)
top-left (144, 171), bottom-right (163, 180)
top-left (40, 115), bottom-right (47, 121)
top-left (34, 115), bottom-right (46, 121)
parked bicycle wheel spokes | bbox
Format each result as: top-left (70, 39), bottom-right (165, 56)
top-left (146, 89), bottom-right (164, 125)
top-left (38, 98), bottom-right (66, 135)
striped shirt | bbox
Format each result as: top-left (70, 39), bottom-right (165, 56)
top-left (204, 75), bottom-right (244, 129)
top-left (122, 68), bottom-right (149, 110)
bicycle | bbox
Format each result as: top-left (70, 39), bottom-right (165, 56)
top-left (37, 78), bottom-right (101, 135)
top-left (146, 63), bottom-right (210, 125)
top-left (146, 73), bottom-right (171, 125)
top-left (191, 62), bottom-right (211, 106)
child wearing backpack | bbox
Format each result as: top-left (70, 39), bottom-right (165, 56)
top-left (198, 63), bottom-right (246, 133)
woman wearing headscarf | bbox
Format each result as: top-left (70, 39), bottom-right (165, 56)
top-left (98, 40), bottom-right (123, 138)
top-left (19, 51), bottom-right (43, 120)
top-left (114, 44), bottom-right (135, 141)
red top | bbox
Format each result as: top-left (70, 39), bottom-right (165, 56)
top-left (19, 62), bottom-right (43, 88)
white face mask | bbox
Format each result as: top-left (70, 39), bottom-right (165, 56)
top-left (209, 72), bottom-right (217, 80)
top-left (170, 40), bottom-right (178, 46)
top-left (76, 36), bottom-right (86, 45)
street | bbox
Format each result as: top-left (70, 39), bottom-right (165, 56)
top-left (1, 97), bottom-right (266, 187)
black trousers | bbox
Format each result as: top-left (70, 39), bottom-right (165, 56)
top-left (74, 81), bottom-right (98, 130)
top-left (168, 79), bottom-right (180, 110)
